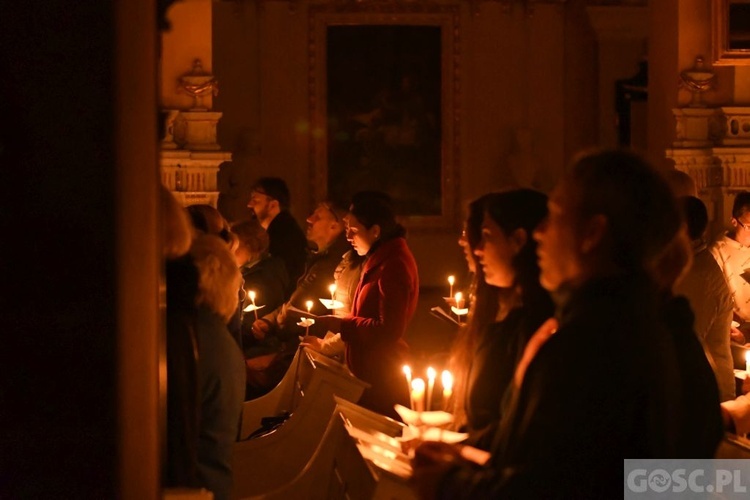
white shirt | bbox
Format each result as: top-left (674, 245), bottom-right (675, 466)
top-left (710, 233), bottom-right (750, 322)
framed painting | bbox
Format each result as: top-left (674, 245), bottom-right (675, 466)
top-left (308, 3), bottom-right (460, 229)
top-left (713, 0), bottom-right (750, 65)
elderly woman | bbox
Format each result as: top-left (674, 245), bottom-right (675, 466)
top-left (302, 191), bottom-right (418, 419)
top-left (176, 234), bottom-right (245, 500)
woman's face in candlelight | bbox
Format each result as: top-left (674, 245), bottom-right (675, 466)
top-left (473, 211), bottom-right (522, 288)
top-left (457, 223), bottom-right (477, 274)
top-left (345, 213), bottom-right (379, 256)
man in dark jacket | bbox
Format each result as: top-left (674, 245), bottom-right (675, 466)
top-left (412, 150), bottom-right (723, 499)
top-left (245, 199), bottom-right (362, 398)
top-left (247, 177), bottom-right (307, 296)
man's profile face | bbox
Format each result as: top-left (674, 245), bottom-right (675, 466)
top-left (732, 210), bottom-right (750, 247)
top-left (306, 204), bottom-right (341, 248)
top-left (533, 182), bottom-right (586, 292)
top-left (247, 190), bottom-right (272, 222)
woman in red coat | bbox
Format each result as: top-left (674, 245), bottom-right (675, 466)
top-left (304, 191), bottom-right (418, 419)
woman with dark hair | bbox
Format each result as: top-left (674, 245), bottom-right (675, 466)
top-left (449, 190), bottom-right (553, 450)
top-left (302, 191), bottom-right (418, 419)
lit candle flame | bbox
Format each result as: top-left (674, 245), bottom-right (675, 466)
top-left (448, 275), bottom-right (455, 297)
top-left (306, 300), bottom-right (313, 313)
top-left (441, 370), bottom-right (453, 392)
top-left (411, 378), bottom-right (426, 412)
top-left (248, 290), bottom-right (256, 303)
top-left (329, 283), bottom-right (337, 295)
top-left (403, 365), bottom-right (412, 379)
top-left (442, 370), bottom-right (453, 409)
top-left (454, 291), bottom-right (464, 309)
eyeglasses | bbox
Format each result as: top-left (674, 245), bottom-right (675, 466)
top-left (737, 218), bottom-right (750, 231)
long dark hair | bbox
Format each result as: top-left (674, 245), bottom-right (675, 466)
top-left (349, 191), bottom-right (406, 249)
top-left (448, 189), bottom-right (550, 427)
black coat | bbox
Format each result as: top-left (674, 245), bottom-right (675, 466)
top-left (266, 210), bottom-right (307, 296)
top-left (442, 273), bottom-right (723, 499)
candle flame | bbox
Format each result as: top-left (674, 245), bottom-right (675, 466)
top-left (248, 290), bottom-right (256, 301)
top-left (329, 283), bottom-right (337, 294)
top-left (305, 300), bottom-right (313, 312)
top-left (441, 370), bottom-right (453, 391)
top-left (448, 275), bottom-right (455, 286)
top-left (427, 366), bottom-right (436, 380)
top-left (411, 378), bottom-right (425, 392)
top-left (402, 365), bottom-right (411, 377)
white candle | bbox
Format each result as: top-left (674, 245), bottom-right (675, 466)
top-left (305, 300), bottom-right (313, 335)
top-left (745, 351), bottom-right (750, 374)
top-left (441, 370), bottom-right (453, 408)
top-left (426, 367), bottom-right (436, 412)
top-left (411, 378), bottom-right (425, 413)
top-left (448, 275), bottom-right (455, 298)
top-left (403, 365), bottom-right (414, 410)
top-left (248, 290), bottom-right (258, 320)
top-left (329, 283), bottom-right (337, 303)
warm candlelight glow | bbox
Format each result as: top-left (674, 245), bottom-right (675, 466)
top-left (306, 300), bottom-right (313, 313)
top-left (403, 365), bottom-right (414, 410)
top-left (426, 366), bottom-right (436, 412)
top-left (411, 378), bottom-right (426, 412)
top-left (248, 290), bottom-right (258, 320)
top-left (454, 291), bottom-right (464, 309)
top-left (448, 275), bottom-right (455, 297)
top-left (746, 351), bottom-right (750, 374)
top-left (329, 283), bottom-right (336, 297)
top-left (442, 370), bottom-right (453, 410)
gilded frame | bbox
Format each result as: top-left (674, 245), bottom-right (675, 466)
top-left (713, 0), bottom-right (750, 65)
top-left (308, 3), bottom-right (460, 230)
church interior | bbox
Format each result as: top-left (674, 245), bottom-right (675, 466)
top-left (4, 0), bottom-right (750, 497)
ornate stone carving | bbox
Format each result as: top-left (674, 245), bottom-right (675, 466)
top-left (178, 59), bottom-right (219, 111)
top-left (679, 56), bottom-right (716, 108)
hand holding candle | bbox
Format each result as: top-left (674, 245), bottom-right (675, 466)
top-left (411, 378), bottom-right (426, 413)
top-left (441, 370), bottom-right (453, 410)
top-left (426, 367), bottom-right (436, 412)
top-left (448, 275), bottom-right (455, 298)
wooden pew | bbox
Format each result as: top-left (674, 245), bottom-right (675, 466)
top-left (232, 347), bottom-right (369, 499)
top-left (256, 396), bottom-right (407, 499)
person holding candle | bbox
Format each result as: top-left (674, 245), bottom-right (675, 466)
top-left (244, 199), bottom-right (358, 398)
top-left (412, 149), bottom-right (723, 499)
top-left (301, 191), bottom-right (418, 420)
top-left (447, 189), bottom-right (553, 450)
top-left (230, 219), bottom-right (289, 357)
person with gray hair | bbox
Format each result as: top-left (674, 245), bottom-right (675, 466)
top-left (674, 196), bottom-right (734, 402)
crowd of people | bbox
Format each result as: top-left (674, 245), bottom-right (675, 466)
top-left (161, 149), bottom-right (750, 499)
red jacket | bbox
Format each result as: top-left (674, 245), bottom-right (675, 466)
top-left (340, 237), bottom-right (419, 418)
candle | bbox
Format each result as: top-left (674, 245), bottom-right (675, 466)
top-left (403, 365), bottom-right (414, 410)
top-left (441, 370), bottom-right (453, 408)
top-left (448, 275), bottom-right (455, 298)
top-left (746, 351), bottom-right (750, 374)
top-left (329, 283), bottom-right (337, 303)
top-left (426, 366), bottom-right (436, 412)
top-left (248, 290), bottom-right (258, 320)
top-left (454, 292), bottom-right (464, 324)
top-left (411, 378), bottom-right (425, 413)
top-left (305, 300), bottom-right (314, 335)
